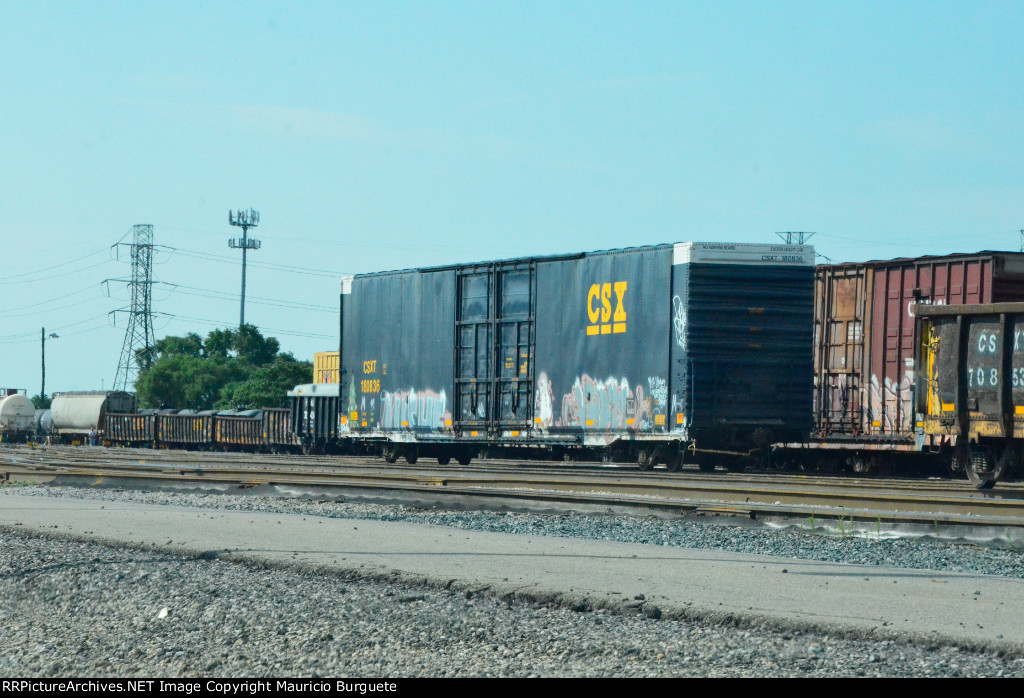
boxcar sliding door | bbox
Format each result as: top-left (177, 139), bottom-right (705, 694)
top-left (455, 262), bottom-right (536, 434)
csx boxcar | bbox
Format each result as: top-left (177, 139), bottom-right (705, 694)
top-left (916, 302), bottom-right (1024, 488)
top-left (337, 242), bottom-right (814, 469)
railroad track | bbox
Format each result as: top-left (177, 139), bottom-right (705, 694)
top-left (3, 444), bottom-right (1024, 530)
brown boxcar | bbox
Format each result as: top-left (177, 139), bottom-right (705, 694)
top-left (813, 252), bottom-right (1024, 447)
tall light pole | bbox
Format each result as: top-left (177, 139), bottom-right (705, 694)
top-left (41, 328), bottom-right (58, 402)
top-left (228, 209), bottom-right (261, 328)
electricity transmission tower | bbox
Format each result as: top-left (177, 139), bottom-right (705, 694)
top-left (228, 208), bottom-right (261, 327)
top-left (112, 224), bottom-right (156, 392)
top-left (776, 231), bottom-right (816, 245)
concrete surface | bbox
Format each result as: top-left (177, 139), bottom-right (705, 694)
top-left (1, 492), bottom-right (1021, 652)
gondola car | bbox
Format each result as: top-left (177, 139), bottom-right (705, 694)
top-left (915, 302), bottom-right (1024, 488)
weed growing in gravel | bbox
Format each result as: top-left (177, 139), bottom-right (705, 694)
top-left (837, 516), bottom-right (848, 539)
top-left (876, 516), bottom-right (882, 541)
top-left (808, 514), bottom-right (816, 535)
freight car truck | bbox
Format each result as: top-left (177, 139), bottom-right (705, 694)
top-left (915, 302), bottom-right (1024, 488)
top-left (331, 242), bottom-right (815, 470)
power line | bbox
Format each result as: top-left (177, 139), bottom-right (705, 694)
top-left (168, 248), bottom-right (343, 278)
top-left (0, 248), bottom-right (109, 281)
top-left (0, 259), bottom-right (113, 285)
top-left (164, 313), bottom-right (335, 340)
top-left (163, 283), bottom-right (335, 313)
top-left (0, 283), bottom-right (100, 316)
top-left (0, 295), bottom-right (103, 319)
top-left (0, 313), bottom-right (113, 343)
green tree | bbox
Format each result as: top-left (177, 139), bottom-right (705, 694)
top-left (136, 332), bottom-right (204, 368)
top-left (233, 324), bottom-right (280, 366)
top-left (217, 356), bottom-right (313, 409)
top-left (135, 355), bottom-right (248, 409)
top-left (203, 328), bottom-right (234, 359)
top-left (31, 394), bottom-right (51, 409)
top-left (134, 325), bottom-right (312, 410)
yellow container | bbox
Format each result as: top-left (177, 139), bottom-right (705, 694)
top-left (313, 351), bottom-right (340, 384)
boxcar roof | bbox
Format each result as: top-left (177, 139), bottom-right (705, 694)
top-left (821, 250), bottom-right (1024, 268)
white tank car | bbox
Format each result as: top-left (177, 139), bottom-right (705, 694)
top-left (0, 390), bottom-right (36, 441)
top-left (51, 391), bottom-right (137, 438)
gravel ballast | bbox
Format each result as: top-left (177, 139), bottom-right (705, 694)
top-left (2, 484), bottom-right (1023, 677)
top-left (6, 484), bottom-right (1023, 579)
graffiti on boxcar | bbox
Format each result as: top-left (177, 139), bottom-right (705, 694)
top-left (868, 371), bottom-right (914, 433)
top-left (647, 376), bottom-right (667, 408)
top-left (555, 374), bottom-right (655, 430)
top-left (648, 376), bottom-right (668, 427)
top-left (672, 295), bottom-right (686, 350)
top-left (535, 372), bottom-right (555, 428)
top-left (670, 393), bottom-right (685, 431)
top-left (381, 388), bottom-right (450, 430)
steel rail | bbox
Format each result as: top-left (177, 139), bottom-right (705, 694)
top-left (6, 444), bottom-right (1021, 495)
top-left (3, 446), bottom-right (1023, 528)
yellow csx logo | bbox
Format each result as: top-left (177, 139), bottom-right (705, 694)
top-left (587, 282), bottom-right (627, 335)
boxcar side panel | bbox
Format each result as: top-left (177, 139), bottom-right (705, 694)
top-left (813, 265), bottom-right (871, 436)
top-left (342, 270), bottom-right (456, 436)
top-left (869, 258), bottom-right (993, 436)
top-left (532, 246), bottom-right (671, 444)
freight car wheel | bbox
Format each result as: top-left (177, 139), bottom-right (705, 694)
top-left (965, 442), bottom-right (1012, 490)
top-left (457, 455), bottom-right (472, 466)
top-left (404, 451), bottom-right (418, 465)
top-left (724, 460), bottom-right (747, 473)
top-left (664, 450), bottom-right (681, 472)
top-left (665, 450), bottom-right (683, 473)
top-left (383, 446), bottom-right (399, 464)
top-left (697, 457), bottom-right (715, 473)
top-left (637, 448), bottom-right (655, 471)
top-left (437, 455), bottom-right (451, 465)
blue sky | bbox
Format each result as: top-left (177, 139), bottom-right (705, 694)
top-left (2, 1), bottom-right (1022, 395)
